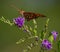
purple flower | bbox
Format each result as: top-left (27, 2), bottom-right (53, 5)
top-left (51, 31), bottom-right (58, 40)
top-left (13, 16), bottom-right (25, 28)
top-left (42, 39), bottom-right (52, 49)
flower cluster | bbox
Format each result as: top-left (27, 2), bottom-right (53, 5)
top-left (13, 16), bottom-right (25, 28)
top-left (42, 39), bottom-right (52, 49)
top-left (13, 16), bottom-right (58, 50)
top-left (0, 16), bottom-right (59, 52)
top-left (51, 31), bottom-right (58, 40)
top-left (41, 31), bottom-right (58, 50)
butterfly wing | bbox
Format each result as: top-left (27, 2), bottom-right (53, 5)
top-left (23, 12), bottom-right (34, 21)
top-left (23, 12), bottom-right (46, 21)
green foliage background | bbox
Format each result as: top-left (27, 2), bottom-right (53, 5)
top-left (0, 0), bottom-right (60, 52)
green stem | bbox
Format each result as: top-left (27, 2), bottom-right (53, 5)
top-left (43, 18), bottom-right (49, 39)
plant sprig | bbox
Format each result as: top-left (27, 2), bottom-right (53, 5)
top-left (0, 16), bottom-right (14, 26)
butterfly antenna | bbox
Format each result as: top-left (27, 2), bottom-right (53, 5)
top-left (11, 5), bottom-right (21, 12)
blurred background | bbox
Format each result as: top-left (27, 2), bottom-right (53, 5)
top-left (0, 0), bottom-right (60, 52)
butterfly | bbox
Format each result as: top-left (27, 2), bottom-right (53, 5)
top-left (11, 5), bottom-right (46, 21)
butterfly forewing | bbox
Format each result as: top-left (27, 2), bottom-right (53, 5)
top-left (23, 12), bottom-right (46, 21)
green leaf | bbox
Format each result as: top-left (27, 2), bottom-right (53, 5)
top-left (29, 26), bottom-right (33, 31)
top-left (48, 32), bottom-right (54, 43)
top-left (48, 35), bottom-right (54, 43)
top-left (34, 24), bottom-right (37, 29)
top-left (33, 29), bottom-right (37, 36)
top-left (33, 19), bottom-right (37, 25)
top-left (27, 45), bottom-right (31, 50)
top-left (23, 49), bottom-right (28, 52)
top-left (16, 38), bottom-right (25, 44)
top-left (46, 18), bottom-right (49, 24)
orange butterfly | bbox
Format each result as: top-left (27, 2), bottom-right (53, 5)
top-left (11, 5), bottom-right (46, 21)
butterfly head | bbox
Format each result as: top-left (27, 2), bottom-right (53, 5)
top-left (19, 9), bottom-right (25, 16)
